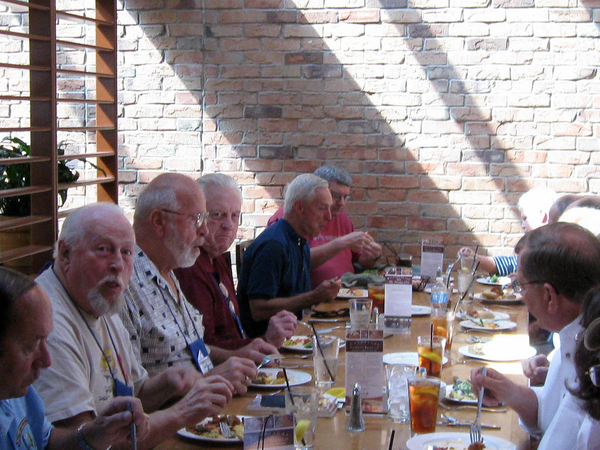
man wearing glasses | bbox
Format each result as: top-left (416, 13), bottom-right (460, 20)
top-left (471, 222), bottom-right (600, 449)
top-left (119, 174), bottom-right (278, 395)
top-left (268, 165), bottom-right (382, 288)
top-left (175, 174), bottom-right (298, 350)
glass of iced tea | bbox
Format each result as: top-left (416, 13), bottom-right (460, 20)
top-left (408, 375), bottom-right (441, 435)
top-left (417, 335), bottom-right (445, 378)
top-left (431, 309), bottom-right (455, 354)
top-left (367, 282), bottom-right (385, 313)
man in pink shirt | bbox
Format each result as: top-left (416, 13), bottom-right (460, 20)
top-left (268, 165), bottom-right (382, 287)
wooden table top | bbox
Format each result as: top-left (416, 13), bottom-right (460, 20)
top-left (156, 288), bottom-right (532, 450)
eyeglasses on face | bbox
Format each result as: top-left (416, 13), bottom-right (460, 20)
top-left (160, 209), bottom-right (209, 228)
top-left (331, 191), bottom-right (351, 202)
top-left (511, 279), bottom-right (544, 294)
top-left (208, 210), bottom-right (242, 225)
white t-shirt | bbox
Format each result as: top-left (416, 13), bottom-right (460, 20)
top-left (33, 269), bottom-right (148, 423)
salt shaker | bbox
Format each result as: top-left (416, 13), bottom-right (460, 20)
top-left (346, 383), bottom-right (365, 432)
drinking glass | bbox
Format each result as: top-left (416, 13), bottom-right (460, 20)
top-left (349, 298), bottom-right (373, 329)
top-left (431, 309), bottom-right (455, 354)
top-left (385, 363), bottom-right (416, 423)
top-left (459, 255), bottom-right (476, 302)
top-left (285, 386), bottom-right (319, 449)
top-left (408, 376), bottom-right (441, 435)
top-left (367, 282), bottom-right (385, 313)
top-left (312, 335), bottom-right (339, 387)
top-left (417, 335), bottom-right (445, 378)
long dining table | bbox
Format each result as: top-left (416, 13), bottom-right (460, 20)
top-left (156, 286), bottom-right (532, 450)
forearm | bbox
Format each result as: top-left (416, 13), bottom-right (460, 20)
top-left (249, 293), bottom-right (319, 321)
top-left (310, 241), bottom-right (346, 269)
top-left (476, 255), bottom-right (498, 274)
top-left (137, 373), bottom-right (181, 412)
top-left (357, 252), bottom-right (379, 269)
top-left (504, 385), bottom-right (539, 429)
top-left (207, 346), bottom-right (235, 365)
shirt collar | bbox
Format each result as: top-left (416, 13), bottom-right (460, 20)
top-left (280, 219), bottom-right (307, 246)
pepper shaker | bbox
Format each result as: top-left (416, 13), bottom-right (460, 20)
top-left (346, 383), bottom-right (365, 432)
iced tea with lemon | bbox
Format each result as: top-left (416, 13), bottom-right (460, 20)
top-left (408, 376), bottom-right (441, 435)
top-left (368, 282), bottom-right (385, 313)
top-left (417, 335), bottom-right (445, 378)
top-left (431, 309), bottom-right (455, 353)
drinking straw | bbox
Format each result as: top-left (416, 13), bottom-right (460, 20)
top-left (311, 324), bottom-right (335, 382)
top-left (388, 429), bottom-right (396, 450)
top-left (472, 245), bottom-right (479, 271)
top-left (283, 368), bottom-right (307, 447)
top-left (429, 323), bottom-right (434, 375)
top-left (452, 261), bottom-right (480, 315)
top-left (384, 242), bottom-right (400, 259)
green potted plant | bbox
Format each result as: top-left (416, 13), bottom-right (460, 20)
top-left (0, 137), bottom-right (83, 216)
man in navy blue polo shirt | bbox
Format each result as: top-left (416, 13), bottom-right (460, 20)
top-left (238, 174), bottom-right (342, 337)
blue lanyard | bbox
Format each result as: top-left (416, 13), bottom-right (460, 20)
top-left (209, 272), bottom-right (247, 339)
top-left (158, 278), bottom-right (202, 347)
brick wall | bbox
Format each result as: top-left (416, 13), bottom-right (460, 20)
top-left (117, 0), bottom-right (600, 265)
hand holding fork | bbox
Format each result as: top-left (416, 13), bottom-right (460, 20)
top-left (470, 367), bottom-right (487, 444)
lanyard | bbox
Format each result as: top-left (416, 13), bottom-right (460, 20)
top-left (209, 272), bottom-right (247, 339)
top-left (157, 280), bottom-right (202, 347)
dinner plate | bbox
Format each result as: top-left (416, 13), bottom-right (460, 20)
top-left (383, 352), bottom-right (448, 366)
top-left (411, 305), bottom-right (432, 316)
top-left (406, 432), bottom-right (516, 450)
top-left (475, 292), bottom-right (523, 305)
top-left (459, 319), bottom-right (516, 331)
top-left (458, 343), bottom-right (537, 362)
top-left (251, 368), bottom-right (312, 389)
top-left (444, 384), bottom-right (477, 404)
top-left (459, 311), bottom-right (510, 322)
top-left (477, 276), bottom-right (512, 286)
top-left (337, 287), bottom-right (368, 298)
top-left (177, 415), bottom-right (244, 444)
top-left (281, 336), bottom-right (313, 353)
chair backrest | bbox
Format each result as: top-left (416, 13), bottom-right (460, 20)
top-left (235, 239), bottom-right (254, 279)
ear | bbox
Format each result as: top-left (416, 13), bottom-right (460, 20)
top-left (149, 209), bottom-right (168, 238)
top-left (56, 240), bottom-right (71, 272)
top-left (541, 212), bottom-right (549, 225)
top-left (294, 199), bottom-right (305, 214)
top-left (543, 282), bottom-right (560, 315)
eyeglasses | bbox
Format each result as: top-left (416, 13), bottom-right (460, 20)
top-left (208, 210), bottom-right (242, 225)
top-left (586, 365), bottom-right (600, 387)
top-left (331, 191), bottom-right (351, 202)
top-left (160, 209), bottom-right (209, 228)
top-left (511, 279), bottom-right (545, 294)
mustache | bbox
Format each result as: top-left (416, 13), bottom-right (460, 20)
top-left (97, 274), bottom-right (126, 290)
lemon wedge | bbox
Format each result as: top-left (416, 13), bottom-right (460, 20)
top-left (325, 387), bottom-right (346, 399)
top-left (414, 386), bottom-right (440, 398)
top-left (419, 351), bottom-right (442, 364)
top-left (295, 419), bottom-right (311, 442)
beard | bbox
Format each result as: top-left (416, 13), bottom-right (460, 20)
top-left (165, 222), bottom-right (201, 268)
top-left (88, 275), bottom-right (126, 317)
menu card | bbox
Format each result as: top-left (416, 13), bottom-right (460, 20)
top-left (345, 329), bottom-right (384, 412)
top-left (421, 239), bottom-right (444, 279)
top-left (384, 266), bottom-right (412, 334)
top-left (244, 415), bottom-right (295, 450)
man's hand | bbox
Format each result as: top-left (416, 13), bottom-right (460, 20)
top-left (470, 367), bottom-right (517, 407)
top-left (174, 375), bottom-right (234, 426)
top-left (160, 365), bottom-right (204, 398)
top-left (234, 338), bottom-right (279, 364)
top-left (83, 396), bottom-right (150, 450)
top-left (312, 278), bottom-right (342, 304)
top-left (208, 357), bottom-right (257, 394)
top-left (521, 354), bottom-right (550, 385)
top-left (264, 311), bottom-right (298, 348)
top-left (339, 231), bottom-right (374, 252)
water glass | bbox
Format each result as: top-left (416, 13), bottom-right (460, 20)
top-left (385, 363), bottom-right (416, 423)
top-left (312, 335), bottom-right (339, 387)
top-left (349, 298), bottom-right (373, 329)
top-left (285, 386), bottom-right (319, 449)
top-left (408, 376), bottom-right (441, 435)
top-left (457, 268), bottom-right (475, 302)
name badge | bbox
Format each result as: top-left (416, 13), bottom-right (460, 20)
top-left (189, 338), bottom-right (214, 374)
top-left (115, 378), bottom-right (133, 397)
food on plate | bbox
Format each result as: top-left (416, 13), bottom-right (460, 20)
top-left (468, 343), bottom-right (485, 355)
top-left (254, 370), bottom-right (286, 385)
top-left (470, 319), bottom-right (501, 329)
top-left (185, 415), bottom-right (243, 440)
top-left (482, 285), bottom-right (517, 301)
top-left (283, 336), bottom-right (312, 349)
top-left (431, 442), bottom-right (486, 450)
top-left (468, 442), bottom-right (486, 450)
top-left (468, 310), bottom-right (495, 320)
top-left (448, 380), bottom-right (477, 402)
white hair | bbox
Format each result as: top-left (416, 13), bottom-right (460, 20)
top-left (559, 207), bottom-right (600, 238)
top-left (283, 173), bottom-right (329, 215)
top-left (518, 187), bottom-right (558, 217)
top-left (54, 202), bottom-right (126, 259)
top-left (133, 183), bottom-right (180, 224)
top-left (197, 173), bottom-right (242, 201)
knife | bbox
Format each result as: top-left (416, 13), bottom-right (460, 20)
top-left (437, 421), bottom-right (501, 430)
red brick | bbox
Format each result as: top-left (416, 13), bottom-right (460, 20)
top-left (367, 216), bottom-right (408, 229)
top-left (244, 160), bottom-right (283, 172)
top-left (408, 218), bottom-right (447, 232)
top-left (408, 190), bottom-right (449, 204)
top-left (367, 189), bottom-right (408, 202)
top-left (340, 10), bottom-right (380, 23)
top-left (244, 186), bottom-right (282, 199)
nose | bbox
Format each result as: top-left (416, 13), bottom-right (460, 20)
top-left (109, 252), bottom-right (125, 273)
top-left (197, 220), bottom-right (209, 237)
top-left (325, 207), bottom-right (332, 221)
top-left (37, 340), bottom-right (52, 369)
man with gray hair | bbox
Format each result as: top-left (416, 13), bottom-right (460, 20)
top-left (175, 173), bottom-right (298, 349)
top-left (238, 173), bottom-right (342, 337)
top-left (268, 165), bottom-right (382, 287)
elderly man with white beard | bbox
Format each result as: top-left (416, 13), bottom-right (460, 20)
top-left (119, 173), bottom-right (277, 394)
top-left (33, 202), bottom-right (235, 450)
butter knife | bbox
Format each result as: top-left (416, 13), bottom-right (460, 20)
top-left (437, 421), bottom-right (500, 430)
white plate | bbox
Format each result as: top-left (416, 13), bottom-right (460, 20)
top-left (458, 343), bottom-right (537, 362)
top-left (383, 351), bottom-right (448, 366)
top-left (337, 288), bottom-right (368, 298)
top-left (444, 384), bottom-right (477, 404)
top-left (477, 276), bottom-right (512, 286)
top-left (177, 415), bottom-right (244, 443)
top-left (412, 305), bottom-right (432, 316)
top-left (475, 292), bottom-right (523, 305)
top-left (460, 311), bottom-right (510, 322)
top-left (407, 432), bottom-right (516, 450)
top-left (459, 319), bottom-right (516, 331)
top-left (281, 336), bottom-right (313, 353)
top-left (251, 368), bottom-right (312, 389)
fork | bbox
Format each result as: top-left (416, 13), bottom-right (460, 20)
top-left (470, 367), bottom-right (487, 444)
top-left (219, 421), bottom-right (236, 439)
top-left (438, 402), bottom-right (507, 413)
top-left (257, 354), bottom-right (281, 370)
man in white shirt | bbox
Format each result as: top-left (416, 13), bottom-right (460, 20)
top-left (471, 222), bottom-right (600, 441)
